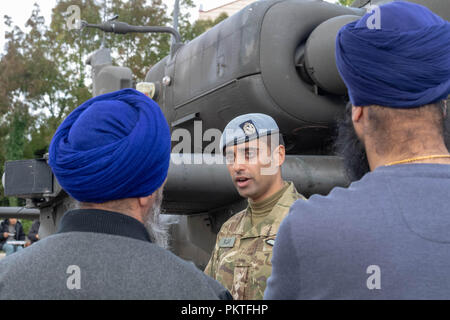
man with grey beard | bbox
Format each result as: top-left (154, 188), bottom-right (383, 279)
top-left (144, 187), bottom-right (173, 250)
top-left (0, 89), bottom-right (231, 300)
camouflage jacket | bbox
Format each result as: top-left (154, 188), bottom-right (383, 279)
top-left (204, 182), bottom-right (305, 300)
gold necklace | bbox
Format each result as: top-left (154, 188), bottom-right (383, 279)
top-left (385, 155), bottom-right (450, 166)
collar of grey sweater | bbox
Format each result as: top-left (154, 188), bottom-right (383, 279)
top-left (57, 209), bottom-right (152, 243)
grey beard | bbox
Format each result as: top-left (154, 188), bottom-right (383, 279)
top-left (144, 188), bottom-right (171, 249)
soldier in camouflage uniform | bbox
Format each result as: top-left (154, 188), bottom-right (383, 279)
top-left (204, 113), bottom-right (305, 300)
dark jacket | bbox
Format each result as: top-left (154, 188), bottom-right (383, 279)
top-left (0, 209), bottom-right (232, 300)
top-left (27, 220), bottom-right (40, 243)
top-left (0, 219), bottom-right (25, 250)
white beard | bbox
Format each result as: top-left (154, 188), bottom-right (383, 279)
top-left (144, 188), bottom-right (171, 249)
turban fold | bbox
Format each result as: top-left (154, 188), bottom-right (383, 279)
top-left (336, 2), bottom-right (450, 108)
top-left (49, 88), bottom-right (171, 203)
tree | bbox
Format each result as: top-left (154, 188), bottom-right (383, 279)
top-left (100, 0), bottom-right (172, 79)
top-left (0, 10), bottom-right (44, 207)
top-left (175, 0), bottom-right (228, 42)
top-left (48, 0), bottom-right (103, 117)
top-left (0, 0), bottom-right (227, 207)
top-left (181, 12), bottom-right (228, 42)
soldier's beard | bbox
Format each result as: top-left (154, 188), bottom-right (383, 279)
top-left (145, 188), bottom-right (171, 249)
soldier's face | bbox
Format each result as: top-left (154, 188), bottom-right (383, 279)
top-left (225, 139), bottom-right (283, 201)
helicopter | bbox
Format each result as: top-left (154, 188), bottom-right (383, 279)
top-left (3, 0), bottom-right (448, 269)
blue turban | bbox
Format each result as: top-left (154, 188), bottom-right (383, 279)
top-left (336, 2), bottom-right (450, 108)
top-left (49, 88), bottom-right (171, 203)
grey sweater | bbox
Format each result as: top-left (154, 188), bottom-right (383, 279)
top-left (0, 209), bottom-right (231, 300)
top-left (265, 164), bottom-right (450, 299)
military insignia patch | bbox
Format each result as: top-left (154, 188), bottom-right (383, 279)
top-left (265, 239), bottom-right (275, 246)
top-left (239, 120), bottom-right (257, 136)
top-left (219, 237), bottom-right (236, 248)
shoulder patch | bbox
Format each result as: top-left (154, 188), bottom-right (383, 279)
top-left (219, 237), bottom-right (236, 248)
top-left (265, 239), bottom-right (275, 246)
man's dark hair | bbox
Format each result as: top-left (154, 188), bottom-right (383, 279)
top-left (442, 99), bottom-right (450, 150)
top-left (334, 100), bottom-right (449, 182)
top-left (366, 101), bottom-right (448, 156)
top-left (334, 103), bottom-right (370, 182)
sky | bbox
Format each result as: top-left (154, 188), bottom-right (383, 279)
top-left (0, 0), bottom-right (338, 51)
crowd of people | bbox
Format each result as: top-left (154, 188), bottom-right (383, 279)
top-left (0, 2), bottom-right (448, 299)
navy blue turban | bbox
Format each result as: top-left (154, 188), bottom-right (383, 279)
top-left (49, 89), bottom-right (171, 203)
top-left (336, 2), bottom-right (450, 108)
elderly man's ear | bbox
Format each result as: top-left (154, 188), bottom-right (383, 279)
top-left (138, 181), bottom-right (166, 208)
top-left (138, 194), bottom-right (154, 208)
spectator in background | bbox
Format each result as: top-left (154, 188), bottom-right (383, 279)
top-left (27, 220), bottom-right (40, 245)
top-left (0, 218), bottom-right (25, 256)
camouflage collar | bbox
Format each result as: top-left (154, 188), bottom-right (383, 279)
top-left (237, 181), bottom-right (304, 239)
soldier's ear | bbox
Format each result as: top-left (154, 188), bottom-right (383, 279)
top-left (272, 145), bottom-right (285, 167)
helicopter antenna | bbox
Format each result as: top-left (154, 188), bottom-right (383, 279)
top-left (173, 0), bottom-right (180, 46)
top-left (80, 16), bottom-right (182, 58)
top-left (100, 15), bottom-right (119, 48)
top-left (101, 0), bottom-right (107, 48)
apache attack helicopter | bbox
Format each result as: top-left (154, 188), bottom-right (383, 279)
top-left (3, 0), bottom-right (449, 269)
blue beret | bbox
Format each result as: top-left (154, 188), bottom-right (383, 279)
top-left (220, 113), bottom-right (280, 152)
top-left (49, 89), bottom-right (171, 203)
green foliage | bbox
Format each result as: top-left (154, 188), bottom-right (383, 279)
top-left (180, 12), bottom-right (229, 42)
top-left (337, 0), bottom-right (354, 6)
top-left (5, 105), bottom-right (32, 161)
top-left (102, 0), bottom-right (171, 79)
top-left (0, 0), bottom-right (227, 208)
top-left (21, 219), bottom-right (33, 236)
